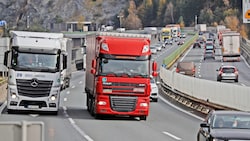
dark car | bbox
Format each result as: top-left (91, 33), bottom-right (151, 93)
top-left (197, 110), bottom-right (250, 141)
top-left (193, 41), bottom-right (201, 48)
top-left (204, 49), bottom-right (215, 60)
top-left (176, 61), bottom-right (196, 77)
top-left (216, 65), bottom-right (239, 82)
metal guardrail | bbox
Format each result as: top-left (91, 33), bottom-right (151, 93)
top-left (162, 32), bottom-right (198, 69)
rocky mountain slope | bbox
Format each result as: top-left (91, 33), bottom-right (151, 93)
top-left (0, 0), bottom-right (128, 30)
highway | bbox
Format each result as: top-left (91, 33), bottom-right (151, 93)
top-left (179, 33), bottom-right (250, 86)
top-left (0, 33), bottom-right (205, 141)
top-left (0, 31), bottom-right (249, 141)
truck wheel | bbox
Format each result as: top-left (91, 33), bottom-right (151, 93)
top-left (235, 79), bottom-right (238, 82)
top-left (140, 116), bottom-right (147, 121)
top-left (86, 94), bottom-right (90, 112)
top-left (90, 99), bottom-right (95, 116)
top-left (7, 109), bottom-right (15, 114)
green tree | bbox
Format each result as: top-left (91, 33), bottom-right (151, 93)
top-left (199, 8), bottom-right (214, 25)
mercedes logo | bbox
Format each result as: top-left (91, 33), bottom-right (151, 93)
top-left (30, 78), bottom-right (39, 87)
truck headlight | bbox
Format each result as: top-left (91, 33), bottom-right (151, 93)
top-left (97, 101), bottom-right (107, 106)
top-left (50, 95), bottom-right (57, 101)
top-left (11, 93), bottom-right (17, 99)
top-left (140, 102), bottom-right (148, 107)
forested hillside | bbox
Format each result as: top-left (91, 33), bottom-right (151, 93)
top-left (0, 0), bottom-right (248, 38)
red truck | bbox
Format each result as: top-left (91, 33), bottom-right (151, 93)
top-left (85, 32), bottom-right (158, 120)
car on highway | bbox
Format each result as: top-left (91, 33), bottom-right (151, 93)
top-left (150, 45), bottom-right (157, 54)
top-left (150, 76), bottom-right (158, 102)
top-left (193, 41), bottom-right (201, 48)
top-left (216, 65), bottom-right (239, 82)
top-left (204, 49), bottom-right (215, 60)
top-left (155, 43), bottom-right (162, 51)
top-left (180, 33), bottom-right (186, 38)
top-left (206, 38), bottom-right (214, 44)
top-left (165, 39), bottom-right (173, 45)
top-left (176, 61), bottom-right (196, 77)
top-left (197, 110), bottom-right (250, 141)
top-left (177, 39), bottom-right (185, 45)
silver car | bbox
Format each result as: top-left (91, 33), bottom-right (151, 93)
top-left (150, 45), bottom-right (157, 54)
top-left (150, 77), bottom-right (158, 102)
top-left (216, 65), bottom-right (239, 82)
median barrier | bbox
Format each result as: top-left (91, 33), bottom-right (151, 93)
top-left (160, 66), bottom-right (250, 112)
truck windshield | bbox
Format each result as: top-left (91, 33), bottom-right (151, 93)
top-left (99, 59), bottom-right (149, 77)
top-left (11, 51), bottom-right (59, 72)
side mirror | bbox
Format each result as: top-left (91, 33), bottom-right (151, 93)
top-left (92, 59), bottom-right (96, 69)
top-left (91, 68), bottom-right (96, 74)
top-left (200, 122), bottom-right (209, 128)
top-left (63, 55), bottom-right (67, 69)
top-left (152, 61), bottom-right (157, 71)
top-left (4, 51), bottom-right (9, 66)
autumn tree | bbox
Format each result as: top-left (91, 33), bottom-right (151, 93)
top-left (239, 24), bottom-right (248, 39)
top-left (155, 0), bottom-right (167, 26)
top-left (77, 15), bottom-right (85, 31)
top-left (178, 16), bottom-right (185, 28)
top-left (224, 16), bottom-right (238, 31)
top-left (123, 0), bottom-right (142, 30)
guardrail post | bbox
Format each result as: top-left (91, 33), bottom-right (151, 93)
top-left (22, 121), bottom-right (28, 141)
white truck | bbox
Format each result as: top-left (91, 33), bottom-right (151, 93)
top-left (3, 30), bottom-right (70, 114)
top-left (221, 32), bottom-right (241, 62)
top-left (60, 38), bottom-right (73, 89)
top-left (197, 24), bottom-right (207, 32)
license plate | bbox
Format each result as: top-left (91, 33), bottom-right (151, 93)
top-left (27, 105), bottom-right (39, 109)
top-left (180, 71), bottom-right (185, 74)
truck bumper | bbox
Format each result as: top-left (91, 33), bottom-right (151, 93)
top-left (7, 90), bottom-right (60, 112)
top-left (95, 95), bottom-right (149, 116)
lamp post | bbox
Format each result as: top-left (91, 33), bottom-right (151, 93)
top-left (117, 15), bottom-right (123, 28)
top-left (195, 15), bottom-right (198, 31)
top-left (27, 15), bottom-right (30, 29)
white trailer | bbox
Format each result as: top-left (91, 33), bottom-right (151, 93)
top-left (4, 31), bottom-right (68, 114)
top-left (197, 24), bottom-right (207, 32)
top-left (60, 38), bottom-right (73, 89)
top-left (221, 32), bottom-right (241, 62)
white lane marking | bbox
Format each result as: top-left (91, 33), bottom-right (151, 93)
top-left (29, 114), bottom-right (39, 117)
top-left (66, 91), bottom-right (70, 95)
top-left (241, 55), bottom-right (250, 68)
top-left (71, 85), bottom-right (75, 89)
top-left (79, 81), bottom-right (82, 84)
top-left (163, 131), bottom-right (182, 140)
top-left (159, 95), bottom-right (204, 121)
top-left (63, 107), bottom-right (94, 141)
top-left (64, 98), bottom-right (67, 101)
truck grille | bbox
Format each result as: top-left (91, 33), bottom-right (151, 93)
top-left (16, 79), bottom-right (53, 97)
top-left (110, 96), bottom-right (137, 112)
top-left (103, 82), bottom-right (145, 95)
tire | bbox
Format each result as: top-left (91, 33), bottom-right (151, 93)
top-left (235, 79), bottom-right (238, 82)
top-left (7, 109), bottom-right (15, 114)
top-left (86, 93), bottom-right (90, 112)
top-left (140, 116), bottom-right (147, 121)
top-left (90, 98), bottom-right (95, 116)
top-left (154, 98), bottom-right (158, 102)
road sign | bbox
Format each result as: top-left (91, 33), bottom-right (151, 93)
top-left (243, 0), bottom-right (250, 23)
top-left (0, 121), bottom-right (44, 141)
